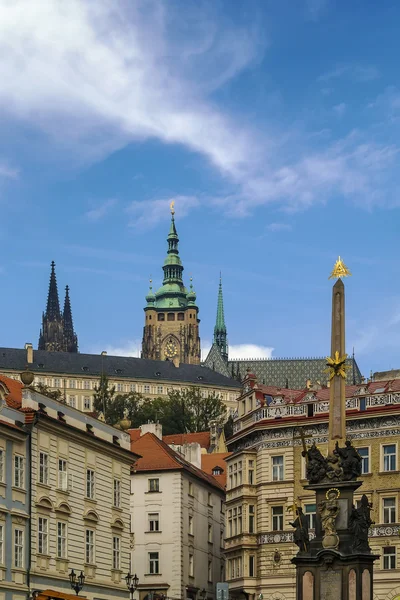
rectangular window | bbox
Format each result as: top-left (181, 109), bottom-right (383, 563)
top-left (14, 455), bottom-right (24, 488)
top-left (38, 517), bottom-right (48, 555)
top-left (248, 461), bottom-right (254, 485)
top-left (0, 449), bottom-right (4, 482)
top-left (14, 529), bottom-right (23, 568)
top-left (249, 555), bottom-right (255, 577)
top-left (69, 380), bottom-right (76, 389)
top-left (84, 397), bottom-right (91, 410)
top-left (113, 479), bottom-right (121, 508)
top-left (383, 546), bottom-right (396, 570)
top-left (208, 492), bottom-right (212, 506)
top-left (149, 513), bottom-right (160, 532)
top-left (130, 384), bottom-right (136, 392)
top-left (149, 552), bottom-right (159, 574)
top-left (144, 385), bottom-right (150, 393)
top-left (358, 447), bottom-right (370, 474)
top-left (208, 559), bottom-right (212, 582)
top-left (220, 529), bottom-right (224, 547)
top-left (249, 505), bottom-right (255, 533)
top-left (57, 522), bottom-right (67, 558)
top-left (157, 386), bottom-right (163, 394)
top-left (272, 456), bottom-right (284, 481)
top-left (54, 378), bottom-right (61, 387)
top-left (383, 445), bottom-right (397, 472)
top-left (189, 481), bottom-right (193, 496)
top-left (84, 380), bottom-right (90, 390)
top-left (189, 553), bottom-right (194, 577)
top-left (272, 506), bottom-right (284, 531)
top-left (86, 469), bottom-right (95, 499)
top-left (69, 395), bottom-right (76, 408)
top-left (383, 497), bottom-right (396, 523)
top-left (85, 530), bottom-right (94, 564)
top-left (0, 524), bottom-right (3, 564)
top-left (58, 459), bottom-right (68, 490)
top-left (39, 452), bottom-right (49, 485)
top-left (305, 504), bottom-right (317, 529)
top-left (113, 536), bottom-right (121, 570)
top-left (189, 515), bottom-right (194, 535)
top-left (148, 478), bottom-right (159, 492)
top-left (208, 523), bottom-right (213, 543)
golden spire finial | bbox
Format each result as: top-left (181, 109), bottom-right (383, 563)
top-left (329, 256), bottom-right (351, 280)
top-left (170, 200), bottom-right (175, 216)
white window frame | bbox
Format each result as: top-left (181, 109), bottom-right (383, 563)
top-left (382, 496), bottom-right (397, 524)
top-left (69, 380), bottom-right (76, 389)
top-left (84, 380), bottom-right (91, 390)
top-left (57, 522), bottom-right (67, 558)
top-left (38, 517), bottom-right (49, 555)
top-left (357, 446), bottom-right (370, 475)
top-left (149, 551), bottom-right (159, 574)
top-left (14, 455), bottom-right (24, 489)
top-left (84, 396), bottom-right (91, 410)
top-left (148, 513), bottom-right (160, 532)
top-left (272, 455), bottom-right (284, 481)
top-left (86, 469), bottom-right (95, 499)
top-left (382, 444), bottom-right (397, 472)
top-left (58, 459), bottom-right (68, 490)
top-left (383, 546), bottom-right (396, 570)
top-left (305, 503), bottom-right (316, 529)
top-left (148, 478), bottom-right (159, 492)
top-left (39, 451), bottom-right (49, 485)
top-left (85, 529), bottom-right (95, 564)
top-left (14, 529), bottom-right (24, 568)
top-left (113, 536), bottom-right (121, 570)
top-left (272, 505), bottom-right (284, 531)
top-left (189, 515), bottom-right (193, 535)
top-left (208, 523), bottom-right (213, 543)
top-left (144, 384), bottom-right (150, 393)
top-left (189, 553), bottom-right (194, 577)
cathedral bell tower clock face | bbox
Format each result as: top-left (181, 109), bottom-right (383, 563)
top-left (165, 339), bottom-right (178, 359)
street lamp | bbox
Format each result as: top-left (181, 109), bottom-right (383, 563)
top-left (69, 569), bottom-right (85, 596)
top-left (201, 589), bottom-right (207, 600)
top-left (125, 572), bottom-right (140, 600)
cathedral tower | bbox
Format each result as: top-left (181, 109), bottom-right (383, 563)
top-left (213, 275), bottom-right (228, 361)
top-left (141, 204), bottom-right (201, 365)
top-left (38, 262), bottom-right (78, 352)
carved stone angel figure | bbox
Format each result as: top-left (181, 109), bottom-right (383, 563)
top-left (318, 489), bottom-right (340, 536)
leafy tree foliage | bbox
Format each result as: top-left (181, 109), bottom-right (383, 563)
top-left (35, 383), bottom-right (63, 402)
top-left (93, 373), bottom-right (116, 418)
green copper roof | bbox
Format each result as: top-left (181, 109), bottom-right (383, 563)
top-left (213, 275), bottom-right (228, 358)
top-left (147, 211), bottom-right (197, 310)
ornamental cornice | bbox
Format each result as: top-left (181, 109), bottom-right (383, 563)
top-left (256, 526), bottom-right (400, 544)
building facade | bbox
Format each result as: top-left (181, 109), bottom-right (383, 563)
top-left (0, 345), bottom-right (241, 415)
top-left (1, 375), bottom-right (137, 600)
top-left (0, 377), bottom-right (30, 600)
top-left (142, 206), bottom-right (201, 365)
top-left (130, 425), bottom-right (226, 600)
top-left (39, 262), bottom-right (78, 353)
top-left (225, 371), bottom-right (400, 600)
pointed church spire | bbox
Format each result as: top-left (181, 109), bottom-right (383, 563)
top-left (62, 285), bottom-right (78, 353)
top-left (46, 260), bottom-right (61, 320)
top-left (213, 274), bottom-right (228, 360)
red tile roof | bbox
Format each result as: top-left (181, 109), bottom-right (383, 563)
top-left (201, 452), bottom-right (232, 488)
top-left (128, 428), bottom-right (141, 444)
top-left (131, 432), bottom-right (224, 492)
top-left (0, 375), bottom-right (23, 408)
top-left (162, 431), bottom-right (211, 449)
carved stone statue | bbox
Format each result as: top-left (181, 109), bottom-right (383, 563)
top-left (334, 440), bottom-right (362, 480)
top-left (303, 441), bottom-right (328, 483)
top-left (349, 494), bottom-right (374, 553)
top-left (318, 488), bottom-right (340, 548)
top-left (290, 506), bottom-right (310, 553)
top-left (326, 452), bottom-right (344, 480)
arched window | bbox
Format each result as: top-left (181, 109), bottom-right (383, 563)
top-left (177, 313), bottom-right (184, 321)
top-left (167, 313), bottom-right (175, 321)
top-left (158, 313), bottom-right (165, 322)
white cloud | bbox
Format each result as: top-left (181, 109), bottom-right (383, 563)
top-left (267, 222), bottom-right (292, 232)
top-left (201, 341), bottom-right (274, 361)
top-left (0, 161), bottom-right (19, 179)
top-left (85, 198), bottom-right (117, 222)
top-left (0, 2), bottom-right (396, 220)
top-left (333, 102), bottom-right (346, 117)
top-left (127, 196), bottom-right (200, 230)
top-left (318, 64), bottom-right (379, 83)
top-left (88, 339), bottom-right (143, 358)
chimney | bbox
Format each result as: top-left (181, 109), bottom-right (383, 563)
top-left (25, 343), bottom-right (33, 364)
top-left (140, 421), bottom-right (163, 439)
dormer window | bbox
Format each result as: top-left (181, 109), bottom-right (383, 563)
top-left (212, 467), bottom-right (223, 476)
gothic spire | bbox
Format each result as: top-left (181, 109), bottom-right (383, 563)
top-left (213, 274), bottom-right (228, 360)
top-left (62, 285), bottom-right (78, 353)
top-left (46, 260), bottom-right (61, 320)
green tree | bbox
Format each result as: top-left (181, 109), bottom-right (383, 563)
top-left (163, 386), bottom-right (226, 434)
top-left (93, 373), bottom-right (116, 420)
top-left (35, 383), bottom-right (63, 402)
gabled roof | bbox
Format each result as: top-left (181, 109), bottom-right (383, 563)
top-left (201, 452), bottom-right (232, 488)
top-left (131, 432), bottom-right (224, 493)
top-left (162, 431), bottom-right (210, 449)
top-left (0, 347), bottom-right (240, 389)
top-left (0, 375), bottom-right (23, 408)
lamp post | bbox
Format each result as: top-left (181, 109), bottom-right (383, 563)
top-left (69, 569), bottom-right (85, 596)
top-left (201, 589), bottom-right (207, 600)
top-left (125, 572), bottom-right (139, 600)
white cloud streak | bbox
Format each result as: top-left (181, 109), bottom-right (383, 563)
top-left (85, 198), bottom-right (117, 222)
top-left (0, 2), bottom-right (397, 221)
top-left (267, 222), bottom-right (292, 232)
top-left (0, 161), bottom-right (19, 179)
top-left (127, 196), bottom-right (200, 230)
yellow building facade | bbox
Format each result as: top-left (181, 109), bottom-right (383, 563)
top-left (225, 372), bottom-right (400, 600)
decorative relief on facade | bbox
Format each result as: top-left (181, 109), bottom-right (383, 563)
top-left (258, 531), bottom-right (316, 545)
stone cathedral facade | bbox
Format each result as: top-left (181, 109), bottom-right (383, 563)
top-left (141, 207), bottom-right (201, 365)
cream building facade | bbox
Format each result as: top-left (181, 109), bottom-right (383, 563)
top-left (130, 425), bottom-right (226, 600)
top-left (1, 375), bottom-right (138, 600)
top-left (225, 372), bottom-right (400, 600)
top-left (0, 345), bottom-right (240, 414)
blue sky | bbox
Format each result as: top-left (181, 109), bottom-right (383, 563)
top-left (1, 0), bottom-right (400, 379)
